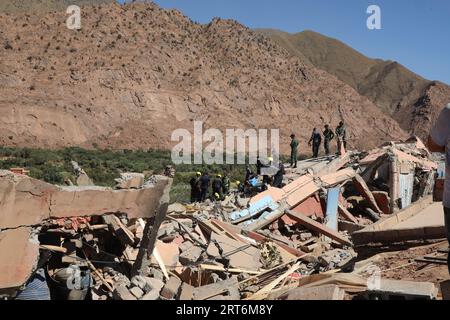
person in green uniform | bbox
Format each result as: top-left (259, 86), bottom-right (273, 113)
top-left (290, 134), bottom-right (299, 168)
top-left (222, 173), bottom-right (230, 198)
top-left (323, 125), bottom-right (335, 156)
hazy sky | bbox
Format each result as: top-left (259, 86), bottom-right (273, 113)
top-left (120, 0), bottom-right (450, 84)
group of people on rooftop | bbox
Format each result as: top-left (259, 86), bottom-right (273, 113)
top-left (290, 121), bottom-right (347, 168)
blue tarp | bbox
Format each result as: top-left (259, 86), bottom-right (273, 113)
top-left (230, 195), bottom-right (278, 221)
top-left (325, 187), bottom-right (340, 231)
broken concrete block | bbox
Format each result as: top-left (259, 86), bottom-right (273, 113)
top-left (283, 285), bottom-right (345, 300)
top-left (0, 228), bottom-right (39, 293)
top-left (143, 277), bottom-right (164, 293)
top-left (179, 282), bottom-right (195, 300)
top-left (0, 171), bottom-right (172, 230)
top-left (129, 286), bottom-right (144, 299)
top-left (115, 173), bottom-right (145, 189)
top-left (141, 289), bottom-right (160, 300)
top-left (161, 276), bottom-right (182, 300)
top-left (366, 279), bottom-right (438, 300)
top-left (151, 240), bottom-right (180, 269)
top-left (131, 276), bottom-right (148, 291)
top-left (168, 203), bottom-right (186, 214)
top-left (179, 241), bottom-right (194, 253)
top-left (179, 246), bottom-right (203, 265)
top-left (76, 173), bottom-right (94, 186)
top-left (193, 277), bottom-right (239, 300)
top-left (147, 269), bottom-right (164, 281)
top-left (113, 285), bottom-right (137, 301)
top-left (206, 233), bottom-right (262, 270)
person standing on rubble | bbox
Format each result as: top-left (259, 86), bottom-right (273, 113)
top-left (256, 156), bottom-right (262, 175)
top-left (199, 172), bottom-right (210, 202)
top-left (308, 128), bottom-right (322, 158)
top-left (336, 121), bottom-right (347, 155)
top-left (428, 103), bottom-right (450, 273)
top-left (323, 125), bottom-right (335, 156)
top-left (212, 174), bottom-right (223, 201)
top-left (189, 172), bottom-right (201, 203)
top-left (290, 134), bottom-right (299, 168)
top-left (222, 173), bottom-right (230, 197)
top-left (272, 162), bottom-right (286, 188)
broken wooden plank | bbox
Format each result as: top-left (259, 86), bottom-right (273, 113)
top-left (246, 262), bottom-right (300, 300)
top-left (286, 209), bottom-right (352, 246)
top-left (338, 204), bottom-right (359, 224)
top-left (352, 174), bottom-right (383, 216)
top-left (199, 264), bottom-right (262, 275)
top-left (103, 215), bottom-right (136, 246)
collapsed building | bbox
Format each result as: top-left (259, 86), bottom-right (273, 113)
top-left (0, 136), bottom-right (447, 300)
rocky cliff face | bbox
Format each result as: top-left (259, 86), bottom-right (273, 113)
top-left (0, 2), bottom-right (407, 153)
top-left (394, 82), bottom-right (450, 140)
top-left (258, 29), bottom-right (450, 141)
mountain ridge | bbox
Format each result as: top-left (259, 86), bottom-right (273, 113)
top-left (256, 29), bottom-right (450, 140)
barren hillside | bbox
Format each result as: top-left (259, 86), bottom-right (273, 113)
top-left (0, 0), bottom-right (114, 13)
top-left (257, 29), bottom-right (450, 140)
top-left (0, 2), bottom-right (407, 153)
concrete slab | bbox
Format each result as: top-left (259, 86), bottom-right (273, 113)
top-left (386, 202), bottom-right (445, 230)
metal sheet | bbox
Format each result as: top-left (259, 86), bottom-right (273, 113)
top-left (399, 173), bottom-right (414, 209)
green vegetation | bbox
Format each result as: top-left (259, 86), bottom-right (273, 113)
top-left (0, 147), bottom-right (245, 203)
top-left (0, 147), bottom-right (306, 203)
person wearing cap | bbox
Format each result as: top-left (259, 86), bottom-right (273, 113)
top-left (290, 134), bottom-right (299, 168)
top-left (212, 174), bottom-right (223, 201)
top-left (308, 128), bottom-right (322, 158)
top-left (323, 125), bottom-right (335, 156)
top-left (189, 172), bottom-right (201, 203)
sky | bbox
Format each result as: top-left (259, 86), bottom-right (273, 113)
top-left (120, 0), bottom-right (450, 84)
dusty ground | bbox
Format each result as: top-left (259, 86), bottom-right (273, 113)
top-left (355, 241), bottom-right (450, 299)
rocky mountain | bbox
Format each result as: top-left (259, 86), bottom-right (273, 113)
top-left (0, 2), bottom-right (407, 153)
top-left (0, 0), bottom-right (114, 13)
top-left (257, 29), bottom-right (450, 140)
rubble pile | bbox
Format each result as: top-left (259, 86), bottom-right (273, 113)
top-left (0, 137), bottom-right (446, 300)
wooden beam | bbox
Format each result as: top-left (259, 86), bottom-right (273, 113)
top-left (286, 209), bottom-right (352, 246)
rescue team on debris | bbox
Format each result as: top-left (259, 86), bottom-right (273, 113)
top-left (190, 122), bottom-right (347, 203)
top-left (1, 106), bottom-right (449, 301)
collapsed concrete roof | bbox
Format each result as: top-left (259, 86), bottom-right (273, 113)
top-left (0, 170), bottom-right (172, 294)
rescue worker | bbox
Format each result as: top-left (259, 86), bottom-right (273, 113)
top-left (262, 157), bottom-right (273, 188)
top-left (290, 134), bottom-right (299, 168)
top-left (222, 173), bottom-right (230, 197)
top-left (335, 121), bottom-right (347, 155)
top-left (212, 174), bottom-right (223, 201)
top-left (245, 166), bottom-right (253, 183)
top-left (272, 162), bottom-right (286, 188)
top-left (199, 172), bottom-right (210, 202)
top-left (308, 128), bottom-right (322, 158)
top-left (256, 157), bottom-right (262, 175)
top-left (323, 125), bottom-right (335, 156)
top-left (189, 172), bottom-right (201, 203)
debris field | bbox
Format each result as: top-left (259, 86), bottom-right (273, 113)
top-left (0, 136), bottom-right (448, 300)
